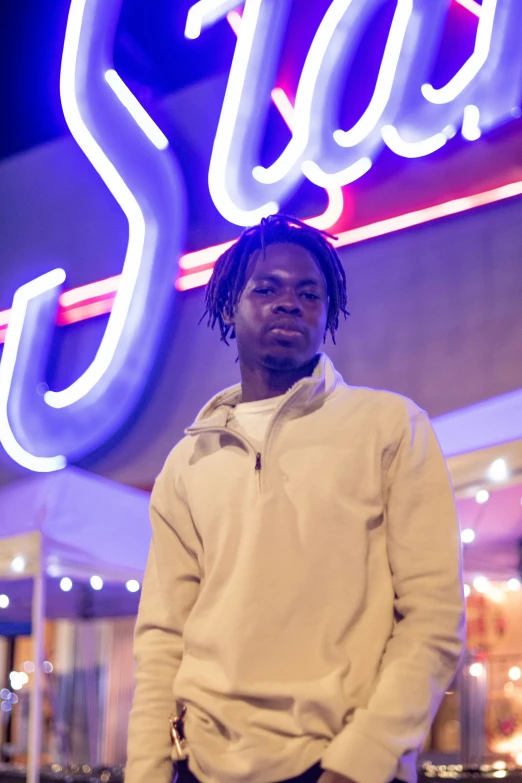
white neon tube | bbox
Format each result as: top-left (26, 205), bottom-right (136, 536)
top-left (334, 0), bottom-right (413, 148)
top-left (253, 0), bottom-right (356, 186)
top-left (45, 0), bottom-right (146, 409)
top-left (381, 124), bottom-right (449, 157)
top-left (0, 270), bottom-right (67, 472)
top-left (185, 0), bottom-right (241, 39)
top-left (462, 104), bottom-right (482, 140)
top-left (302, 157), bottom-right (372, 187)
top-left (421, 0), bottom-right (497, 105)
top-left (208, 0), bottom-right (279, 225)
top-left (104, 70), bottom-right (169, 150)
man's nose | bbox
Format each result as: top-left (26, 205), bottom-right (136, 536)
top-left (274, 293), bottom-right (302, 314)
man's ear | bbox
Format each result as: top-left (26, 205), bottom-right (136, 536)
top-left (222, 306), bottom-right (235, 327)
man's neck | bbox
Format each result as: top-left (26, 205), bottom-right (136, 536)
top-left (239, 356), bottom-right (320, 403)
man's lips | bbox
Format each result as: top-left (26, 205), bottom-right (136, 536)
top-left (268, 320), bottom-right (304, 337)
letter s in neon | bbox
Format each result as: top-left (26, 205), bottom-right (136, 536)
top-left (0, 0), bottom-right (187, 472)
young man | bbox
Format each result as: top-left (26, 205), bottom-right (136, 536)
top-left (126, 215), bottom-right (464, 783)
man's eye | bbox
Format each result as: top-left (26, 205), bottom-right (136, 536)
top-left (254, 288), bottom-right (273, 295)
top-left (302, 293), bottom-right (320, 300)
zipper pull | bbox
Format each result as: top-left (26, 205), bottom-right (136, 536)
top-left (255, 453), bottom-right (262, 471)
top-left (170, 706), bottom-right (188, 761)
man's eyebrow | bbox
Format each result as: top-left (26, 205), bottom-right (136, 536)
top-left (253, 275), bottom-right (323, 287)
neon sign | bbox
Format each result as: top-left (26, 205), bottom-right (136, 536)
top-left (0, 0), bottom-right (186, 472)
top-left (191, 0), bottom-right (522, 219)
top-left (1, 0), bottom-right (522, 472)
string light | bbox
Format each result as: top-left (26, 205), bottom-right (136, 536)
top-left (488, 458), bottom-right (509, 482)
top-left (0, 595), bottom-right (9, 609)
top-left (474, 576), bottom-right (489, 593)
top-left (475, 489), bottom-right (489, 504)
top-left (126, 580), bottom-right (140, 593)
top-left (470, 662), bottom-right (485, 677)
top-left (461, 528), bottom-right (475, 544)
top-left (60, 577), bottom-right (73, 592)
top-left (9, 671), bottom-right (29, 690)
top-left (11, 555), bottom-right (26, 574)
top-left (90, 575), bottom-right (103, 590)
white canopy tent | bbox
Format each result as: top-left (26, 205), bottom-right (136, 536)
top-left (0, 467), bottom-right (151, 783)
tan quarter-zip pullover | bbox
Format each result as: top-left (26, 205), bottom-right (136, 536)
top-left (126, 355), bottom-right (464, 783)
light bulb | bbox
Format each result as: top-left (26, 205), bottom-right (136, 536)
top-left (473, 576), bottom-right (489, 594)
top-left (90, 576), bottom-right (103, 590)
top-left (488, 458), bottom-right (508, 482)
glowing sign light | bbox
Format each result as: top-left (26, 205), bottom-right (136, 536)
top-left (462, 104), bottom-right (482, 140)
top-left (0, 0), bottom-right (186, 471)
top-left (421, 0), bottom-right (497, 105)
top-left (193, 0), bottom-right (522, 224)
top-left (2, 177), bottom-right (522, 332)
top-left (455, 0), bottom-right (481, 18)
top-left (104, 70), bottom-right (169, 150)
top-left (225, 13), bottom-right (345, 231)
top-left (0, 270), bottom-right (67, 472)
top-left (185, 0), bottom-right (240, 39)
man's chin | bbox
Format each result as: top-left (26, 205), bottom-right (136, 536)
top-left (261, 352), bottom-right (307, 371)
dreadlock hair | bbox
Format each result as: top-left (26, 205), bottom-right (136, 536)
top-left (201, 214), bottom-right (349, 345)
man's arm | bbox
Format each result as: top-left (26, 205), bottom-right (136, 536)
top-left (321, 401), bottom-right (465, 783)
top-left (126, 451), bottom-right (201, 783)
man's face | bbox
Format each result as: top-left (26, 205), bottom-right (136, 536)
top-left (231, 242), bottom-right (328, 371)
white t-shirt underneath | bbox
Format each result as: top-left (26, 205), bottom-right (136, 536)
top-left (227, 394), bottom-right (285, 451)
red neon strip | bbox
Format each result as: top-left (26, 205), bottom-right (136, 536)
top-left (1, 179), bottom-right (521, 342)
top-left (226, 10), bottom-right (242, 35)
top-left (180, 240), bottom-right (236, 271)
top-left (455, 0), bottom-right (481, 17)
top-left (0, 280), bottom-right (120, 345)
top-left (59, 274), bottom-right (120, 307)
top-left (177, 179), bottom-right (522, 289)
top-left (176, 269), bottom-right (213, 292)
top-left (270, 87), bottom-right (295, 129)
top-left (57, 296), bottom-right (115, 325)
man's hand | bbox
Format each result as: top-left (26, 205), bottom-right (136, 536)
top-left (318, 769), bottom-right (358, 783)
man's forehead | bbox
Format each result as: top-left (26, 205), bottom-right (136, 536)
top-left (247, 242), bottom-right (326, 283)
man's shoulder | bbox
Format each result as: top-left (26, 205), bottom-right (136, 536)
top-left (160, 433), bottom-right (195, 471)
top-left (151, 434), bottom-right (197, 494)
top-left (333, 379), bottom-right (425, 421)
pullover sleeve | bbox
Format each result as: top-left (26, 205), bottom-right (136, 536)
top-left (321, 402), bottom-right (465, 783)
top-left (126, 450), bottom-right (201, 783)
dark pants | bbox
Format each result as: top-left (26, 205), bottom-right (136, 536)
top-left (174, 761), bottom-right (404, 783)
top-left (174, 761), bottom-right (324, 783)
